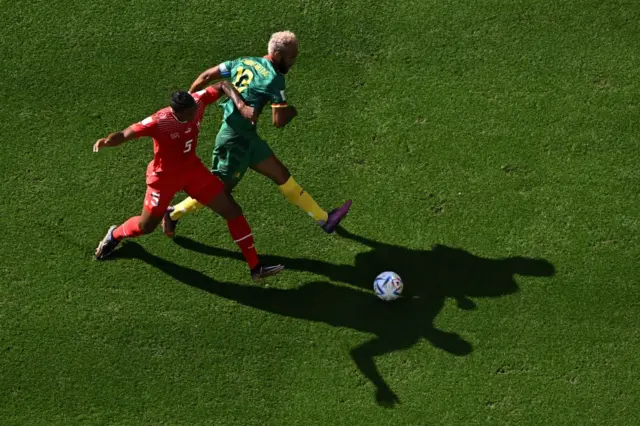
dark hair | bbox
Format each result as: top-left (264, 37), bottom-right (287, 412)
top-left (171, 91), bottom-right (196, 112)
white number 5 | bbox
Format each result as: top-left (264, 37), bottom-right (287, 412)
top-left (184, 139), bottom-right (193, 153)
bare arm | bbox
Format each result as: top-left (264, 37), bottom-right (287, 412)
top-left (210, 80), bottom-right (256, 122)
top-left (272, 105), bottom-right (297, 128)
top-left (189, 65), bottom-right (224, 93)
top-left (93, 126), bottom-right (137, 152)
top-left (191, 64), bottom-right (257, 123)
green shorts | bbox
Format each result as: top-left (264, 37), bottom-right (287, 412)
top-left (210, 120), bottom-right (273, 187)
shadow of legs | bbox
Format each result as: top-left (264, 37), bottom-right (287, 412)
top-left (349, 337), bottom-right (415, 408)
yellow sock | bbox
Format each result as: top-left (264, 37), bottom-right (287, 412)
top-left (170, 197), bottom-right (204, 220)
top-left (279, 176), bottom-right (329, 223)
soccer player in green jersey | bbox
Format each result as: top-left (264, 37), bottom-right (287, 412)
top-left (163, 31), bottom-right (351, 237)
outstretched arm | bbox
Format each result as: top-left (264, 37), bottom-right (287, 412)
top-left (192, 64), bottom-right (255, 123)
top-left (92, 126), bottom-right (137, 152)
top-left (189, 65), bottom-right (224, 93)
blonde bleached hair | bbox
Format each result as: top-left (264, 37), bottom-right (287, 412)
top-left (268, 31), bottom-right (298, 55)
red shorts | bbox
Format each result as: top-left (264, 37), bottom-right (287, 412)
top-left (143, 160), bottom-right (223, 216)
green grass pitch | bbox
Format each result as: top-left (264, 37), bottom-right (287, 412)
top-left (1, 0), bottom-right (639, 423)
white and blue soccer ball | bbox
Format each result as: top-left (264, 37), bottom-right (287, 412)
top-left (373, 271), bottom-right (403, 301)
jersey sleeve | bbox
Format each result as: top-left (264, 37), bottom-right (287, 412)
top-left (218, 59), bottom-right (239, 78)
top-left (193, 86), bottom-right (222, 106)
top-left (130, 115), bottom-right (158, 138)
top-left (268, 75), bottom-right (288, 107)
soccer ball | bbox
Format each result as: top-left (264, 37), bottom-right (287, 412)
top-left (373, 271), bottom-right (403, 301)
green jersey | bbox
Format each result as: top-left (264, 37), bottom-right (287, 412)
top-left (219, 56), bottom-right (287, 130)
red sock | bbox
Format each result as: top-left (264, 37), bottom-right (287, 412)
top-left (226, 215), bottom-right (259, 270)
top-left (112, 216), bottom-right (145, 241)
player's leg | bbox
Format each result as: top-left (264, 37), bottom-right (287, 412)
top-left (95, 183), bottom-right (172, 259)
top-left (164, 124), bottom-right (250, 236)
top-left (184, 162), bottom-right (283, 280)
top-left (249, 142), bottom-right (352, 233)
top-left (163, 180), bottom-right (236, 238)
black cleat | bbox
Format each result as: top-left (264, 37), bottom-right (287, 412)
top-left (322, 200), bottom-right (352, 234)
top-left (251, 264), bottom-right (285, 281)
top-left (95, 225), bottom-right (120, 260)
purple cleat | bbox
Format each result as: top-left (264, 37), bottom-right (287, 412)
top-left (322, 200), bottom-right (352, 234)
top-left (162, 206), bottom-right (178, 238)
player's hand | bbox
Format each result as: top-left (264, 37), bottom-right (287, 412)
top-left (93, 138), bottom-right (109, 152)
top-left (285, 105), bottom-right (297, 125)
top-left (239, 105), bottom-right (257, 125)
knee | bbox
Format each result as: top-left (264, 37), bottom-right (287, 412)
top-left (266, 159), bottom-right (290, 186)
top-left (275, 167), bottom-right (291, 185)
top-left (138, 218), bottom-right (158, 234)
top-left (224, 182), bottom-right (235, 195)
top-left (209, 194), bottom-right (243, 220)
top-left (224, 202), bottom-right (243, 220)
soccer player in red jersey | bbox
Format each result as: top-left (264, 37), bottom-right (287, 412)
top-left (93, 81), bottom-right (283, 280)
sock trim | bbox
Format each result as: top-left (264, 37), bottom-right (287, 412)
top-left (233, 233), bottom-right (253, 243)
top-left (279, 176), bottom-right (296, 193)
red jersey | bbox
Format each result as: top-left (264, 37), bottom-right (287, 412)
top-left (130, 86), bottom-right (221, 174)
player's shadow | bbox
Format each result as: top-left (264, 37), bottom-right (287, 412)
top-left (115, 229), bottom-right (554, 408)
